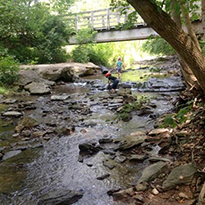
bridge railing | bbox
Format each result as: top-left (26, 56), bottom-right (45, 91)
top-left (64, 8), bottom-right (146, 31)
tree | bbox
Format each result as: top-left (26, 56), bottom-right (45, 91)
top-left (124, 0), bottom-right (205, 92)
top-left (170, 0), bottom-right (201, 90)
top-left (0, 0), bottom-right (75, 63)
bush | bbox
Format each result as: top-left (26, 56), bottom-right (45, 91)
top-left (71, 45), bottom-right (90, 63)
top-left (0, 56), bottom-right (19, 85)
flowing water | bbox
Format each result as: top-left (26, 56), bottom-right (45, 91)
top-left (0, 67), bottom-right (181, 205)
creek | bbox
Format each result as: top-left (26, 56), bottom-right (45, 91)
top-left (0, 58), bottom-right (184, 205)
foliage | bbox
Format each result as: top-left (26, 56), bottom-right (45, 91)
top-left (0, 0), bottom-right (74, 64)
top-left (48, 0), bottom-right (76, 14)
top-left (200, 40), bottom-right (205, 56)
top-left (0, 56), bottom-right (19, 86)
top-left (71, 40), bottom-right (140, 67)
top-left (71, 28), bottom-right (96, 63)
top-left (142, 37), bottom-right (176, 56)
top-left (160, 100), bottom-right (193, 128)
top-left (72, 45), bottom-right (90, 63)
top-left (117, 95), bottom-right (151, 121)
top-left (74, 28), bottom-right (97, 45)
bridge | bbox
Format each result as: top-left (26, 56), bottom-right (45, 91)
top-left (65, 7), bottom-right (203, 45)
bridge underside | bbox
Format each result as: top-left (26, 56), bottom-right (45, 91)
top-left (68, 21), bottom-right (203, 45)
top-left (69, 27), bottom-right (159, 45)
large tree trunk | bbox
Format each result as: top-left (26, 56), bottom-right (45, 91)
top-left (127, 0), bottom-right (205, 92)
top-left (203, 0), bottom-right (205, 39)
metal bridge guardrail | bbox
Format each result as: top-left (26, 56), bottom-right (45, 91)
top-left (64, 8), bottom-right (147, 31)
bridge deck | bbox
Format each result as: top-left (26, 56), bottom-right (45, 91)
top-left (64, 7), bottom-right (146, 31)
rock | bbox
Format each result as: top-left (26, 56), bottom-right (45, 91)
top-left (38, 189), bottom-right (84, 205)
top-left (130, 131), bottom-right (146, 136)
top-left (18, 69), bottom-right (55, 86)
top-left (51, 94), bottom-right (70, 101)
top-left (115, 135), bottom-right (147, 151)
top-left (138, 107), bottom-right (153, 116)
top-left (21, 62), bottom-right (100, 82)
top-left (2, 99), bottom-right (18, 104)
top-left (138, 76), bottom-right (185, 92)
top-left (148, 128), bottom-right (170, 136)
top-left (3, 111), bottom-right (23, 117)
top-left (98, 138), bottom-right (113, 144)
top-left (15, 116), bottom-right (38, 133)
top-left (79, 142), bottom-right (102, 155)
top-left (138, 161), bottom-right (168, 184)
top-left (21, 130), bottom-right (32, 137)
top-left (33, 131), bottom-right (46, 138)
top-left (112, 187), bottom-right (135, 200)
top-left (96, 173), bottom-right (110, 180)
top-left (3, 150), bottom-right (22, 160)
top-left (148, 156), bottom-right (172, 163)
top-left (179, 192), bottom-right (189, 199)
top-left (152, 188), bottom-right (159, 195)
top-left (115, 155), bottom-right (127, 163)
top-left (118, 87), bottom-right (132, 96)
top-left (162, 164), bottom-right (198, 190)
top-left (103, 159), bottom-right (116, 169)
top-left (129, 154), bottom-right (147, 161)
top-left (107, 187), bottom-right (121, 196)
top-left (135, 183), bottom-right (148, 191)
top-left (24, 82), bottom-right (51, 94)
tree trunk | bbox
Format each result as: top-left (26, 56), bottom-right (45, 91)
top-left (180, 3), bottom-right (201, 51)
top-left (127, 0), bottom-right (205, 92)
top-left (171, 0), bottom-right (201, 91)
top-left (202, 0), bottom-right (205, 39)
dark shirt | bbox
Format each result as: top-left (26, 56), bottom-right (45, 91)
top-left (108, 76), bottom-right (117, 82)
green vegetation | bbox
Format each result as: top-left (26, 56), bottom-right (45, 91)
top-left (142, 37), bottom-right (176, 56)
top-left (70, 40), bottom-right (142, 67)
top-left (0, 56), bottom-right (19, 86)
top-left (0, 0), bottom-right (75, 90)
top-left (160, 100), bottom-right (194, 128)
top-left (117, 95), bottom-right (151, 121)
top-left (0, 0), bottom-right (74, 64)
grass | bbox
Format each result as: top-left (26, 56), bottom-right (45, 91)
top-left (0, 85), bottom-right (16, 95)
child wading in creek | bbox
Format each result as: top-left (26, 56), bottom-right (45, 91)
top-left (116, 57), bottom-right (124, 80)
top-left (105, 72), bottom-right (119, 93)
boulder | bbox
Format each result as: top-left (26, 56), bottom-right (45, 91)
top-left (24, 82), bottom-right (51, 94)
top-left (162, 163), bottom-right (198, 190)
top-left (137, 161), bottom-right (168, 184)
top-left (2, 111), bottom-right (22, 117)
top-left (20, 62), bottom-right (100, 82)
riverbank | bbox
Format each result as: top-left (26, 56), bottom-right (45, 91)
top-left (108, 89), bottom-right (205, 205)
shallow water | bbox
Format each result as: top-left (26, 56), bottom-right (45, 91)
top-left (0, 68), bottom-right (180, 205)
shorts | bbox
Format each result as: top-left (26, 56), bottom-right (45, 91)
top-left (117, 68), bottom-right (121, 73)
top-left (111, 79), bottom-right (119, 89)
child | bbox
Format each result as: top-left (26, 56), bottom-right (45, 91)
top-left (105, 72), bottom-right (119, 93)
top-left (116, 57), bottom-right (124, 80)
